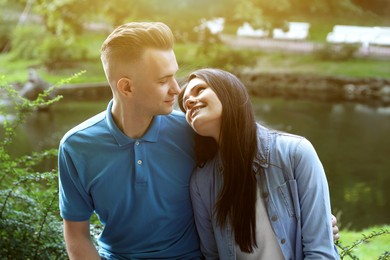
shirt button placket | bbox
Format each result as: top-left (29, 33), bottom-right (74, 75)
top-left (136, 142), bottom-right (142, 165)
top-left (134, 140), bottom-right (146, 183)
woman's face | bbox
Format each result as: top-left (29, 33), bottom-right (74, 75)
top-left (182, 77), bottom-right (222, 141)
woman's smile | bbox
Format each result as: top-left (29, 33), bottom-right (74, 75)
top-left (188, 104), bottom-right (205, 122)
top-left (182, 77), bottom-right (222, 141)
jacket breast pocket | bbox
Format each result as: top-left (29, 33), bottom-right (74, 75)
top-left (278, 180), bottom-right (300, 220)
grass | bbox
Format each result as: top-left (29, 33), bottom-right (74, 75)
top-left (249, 52), bottom-right (390, 78)
top-left (337, 225), bottom-right (389, 259)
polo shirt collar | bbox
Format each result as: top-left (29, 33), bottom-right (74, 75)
top-left (105, 100), bottom-right (160, 147)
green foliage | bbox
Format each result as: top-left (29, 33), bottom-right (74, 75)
top-left (39, 35), bottom-right (88, 69)
top-left (0, 72), bottom-right (84, 259)
top-left (181, 41), bottom-right (258, 72)
top-left (10, 24), bottom-right (88, 69)
top-left (10, 24), bottom-right (47, 60)
top-left (207, 46), bottom-right (258, 72)
top-left (313, 43), bottom-right (360, 61)
top-left (33, 0), bottom-right (89, 36)
top-left (337, 227), bottom-right (390, 259)
top-left (0, 16), bottom-right (15, 52)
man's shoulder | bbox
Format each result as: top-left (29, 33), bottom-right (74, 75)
top-left (60, 111), bottom-right (106, 145)
top-left (167, 109), bottom-right (186, 121)
top-left (160, 109), bottom-right (191, 129)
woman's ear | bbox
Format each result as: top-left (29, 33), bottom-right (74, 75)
top-left (117, 77), bottom-right (133, 97)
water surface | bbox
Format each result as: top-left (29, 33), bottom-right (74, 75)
top-left (6, 97), bottom-right (390, 230)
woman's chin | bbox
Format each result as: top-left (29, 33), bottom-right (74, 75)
top-left (192, 125), bottom-right (209, 138)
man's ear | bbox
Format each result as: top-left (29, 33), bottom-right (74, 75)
top-left (117, 77), bottom-right (133, 97)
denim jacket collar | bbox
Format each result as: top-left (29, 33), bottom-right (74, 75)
top-left (253, 123), bottom-right (271, 173)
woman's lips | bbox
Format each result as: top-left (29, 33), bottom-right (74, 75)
top-left (190, 105), bottom-right (203, 120)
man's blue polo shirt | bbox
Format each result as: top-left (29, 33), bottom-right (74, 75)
top-left (58, 100), bottom-right (201, 259)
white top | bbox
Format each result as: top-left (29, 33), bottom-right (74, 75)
top-left (236, 186), bottom-right (285, 260)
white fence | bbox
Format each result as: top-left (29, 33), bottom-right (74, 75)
top-left (237, 22), bottom-right (269, 38)
top-left (273, 22), bottom-right (310, 40)
top-left (326, 25), bottom-right (390, 47)
top-left (237, 22), bottom-right (310, 40)
top-left (236, 22), bottom-right (390, 48)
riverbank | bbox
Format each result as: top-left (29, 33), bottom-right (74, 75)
top-left (237, 71), bottom-right (390, 107)
top-left (54, 72), bottom-right (390, 107)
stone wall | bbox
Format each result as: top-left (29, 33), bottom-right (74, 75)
top-left (55, 82), bottom-right (112, 101)
top-left (54, 73), bottom-right (390, 107)
top-left (236, 72), bottom-right (390, 107)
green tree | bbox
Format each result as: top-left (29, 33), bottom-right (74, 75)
top-left (351, 0), bottom-right (390, 16)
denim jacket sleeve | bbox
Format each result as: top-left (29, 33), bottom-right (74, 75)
top-left (190, 167), bottom-right (220, 259)
top-left (292, 138), bottom-right (338, 259)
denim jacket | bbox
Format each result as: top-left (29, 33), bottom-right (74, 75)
top-left (190, 124), bottom-right (339, 260)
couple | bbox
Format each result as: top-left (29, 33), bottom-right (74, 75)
top-left (58, 22), bottom-right (339, 259)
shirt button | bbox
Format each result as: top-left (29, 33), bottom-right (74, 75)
top-left (135, 141), bottom-right (140, 145)
top-left (281, 238), bottom-right (286, 244)
top-left (271, 215), bottom-right (278, 221)
top-left (262, 192), bottom-right (269, 199)
top-left (137, 160), bottom-right (142, 165)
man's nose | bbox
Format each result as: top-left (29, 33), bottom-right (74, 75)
top-left (169, 78), bottom-right (180, 94)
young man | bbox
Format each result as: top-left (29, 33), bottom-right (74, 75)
top-left (58, 22), bottom-right (202, 259)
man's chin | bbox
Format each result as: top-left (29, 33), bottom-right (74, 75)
top-left (159, 107), bottom-right (174, 115)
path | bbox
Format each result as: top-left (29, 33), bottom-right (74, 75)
top-left (220, 34), bottom-right (390, 59)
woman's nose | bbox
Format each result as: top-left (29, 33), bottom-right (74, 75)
top-left (185, 98), bottom-right (197, 109)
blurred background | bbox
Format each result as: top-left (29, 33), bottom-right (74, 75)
top-left (0, 0), bottom-right (389, 258)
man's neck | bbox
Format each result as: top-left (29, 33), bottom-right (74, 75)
top-left (111, 101), bottom-right (153, 139)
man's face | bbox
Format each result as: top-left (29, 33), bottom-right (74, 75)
top-left (131, 48), bottom-right (180, 116)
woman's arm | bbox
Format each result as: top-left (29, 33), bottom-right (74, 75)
top-left (190, 173), bottom-right (219, 259)
top-left (293, 138), bottom-right (339, 259)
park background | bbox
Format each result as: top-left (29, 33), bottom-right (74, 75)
top-left (0, 0), bottom-right (389, 259)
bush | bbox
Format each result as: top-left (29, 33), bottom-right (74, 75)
top-left (0, 23), bottom-right (13, 53)
top-left (314, 43), bottom-right (360, 61)
top-left (0, 72), bottom-right (84, 259)
top-left (38, 36), bottom-right (88, 70)
top-left (207, 45), bottom-right (258, 72)
top-left (10, 24), bottom-right (88, 69)
top-left (9, 24), bottom-right (46, 60)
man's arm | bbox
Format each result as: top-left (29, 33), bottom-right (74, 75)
top-left (63, 219), bottom-right (101, 260)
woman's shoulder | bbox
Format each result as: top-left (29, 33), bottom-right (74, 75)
top-left (259, 123), bottom-right (309, 150)
top-left (272, 131), bottom-right (314, 153)
top-left (190, 156), bottom-right (223, 202)
top-left (191, 156), bottom-right (221, 186)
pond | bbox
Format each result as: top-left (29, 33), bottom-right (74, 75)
top-left (5, 97), bottom-right (390, 231)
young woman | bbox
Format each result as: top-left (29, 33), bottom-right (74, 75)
top-left (179, 68), bottom-right (339, 259)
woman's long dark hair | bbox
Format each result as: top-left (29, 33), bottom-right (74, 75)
top-left (179, 68), bottom-right (258, 252)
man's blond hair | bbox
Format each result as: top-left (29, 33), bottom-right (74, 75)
top-left (101, 22), bottom-right (174, 87)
